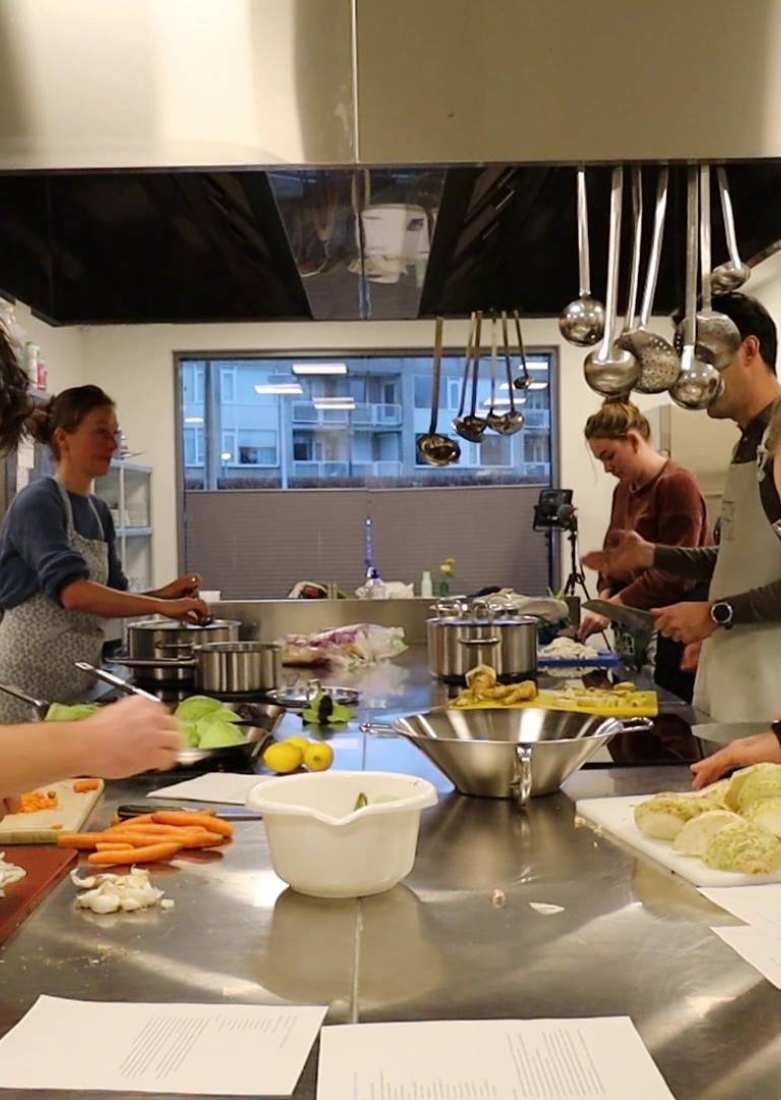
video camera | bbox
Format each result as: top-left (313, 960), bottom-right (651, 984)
top-left (532, 489), bottom-right (577, 532)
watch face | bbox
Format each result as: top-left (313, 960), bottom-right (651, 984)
top-left (713, 602), bottom-right (732, 624)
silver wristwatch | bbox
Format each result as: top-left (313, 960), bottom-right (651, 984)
top-left (710, 601), bottom-right (734, 629)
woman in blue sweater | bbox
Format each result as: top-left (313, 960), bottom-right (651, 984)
top-left (0, 384), bottom-right (208, 722)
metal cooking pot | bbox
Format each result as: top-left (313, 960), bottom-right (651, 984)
top-left (125, 618), bottom-right (241, 683)
top-left (113, 641), bottom-right (281, 696)
top-left (426, 601), bottom-right (537, 683)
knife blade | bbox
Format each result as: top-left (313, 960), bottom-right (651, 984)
top-left (117, 803), bottom-right (262, 820)
top-left (583, 599), bottom-right (655, 632)
top-left (690, 722), bottom-right (772, 745)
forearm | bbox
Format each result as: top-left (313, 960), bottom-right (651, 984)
top-left (653, 545), bottom-right (719, 581)
top-left (0, 723), bottom-right (94, 798)
top-left (617, 570), bottom-right (696, 611)
top-left (60, 580), bottom-right (166, 619)
top-left (722, 578), bottom-right (781, 625)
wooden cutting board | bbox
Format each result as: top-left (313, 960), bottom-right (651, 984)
top-left (576, 794), bottom-right (781, 887)
top-left (0, 779), bottom-right (104, 844)
top-left (0, 847), bottom-right (77, 945)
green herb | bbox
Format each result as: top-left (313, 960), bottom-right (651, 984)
top-left (302, 691), bottom-right (354, 727)
top-left (354, 792), bottom-right (369, 810)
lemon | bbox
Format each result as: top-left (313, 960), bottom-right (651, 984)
top-left (284, 735), bottom-right (311, 752)
top-left (304, 742), bottom-right (334, 772)
top-left (263, 741), bottom-right (304, 774)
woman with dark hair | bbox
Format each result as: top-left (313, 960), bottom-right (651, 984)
top-left (0, 382), bottom-right (207, 722)
top-left (0, 330), bottom-right (182, 806)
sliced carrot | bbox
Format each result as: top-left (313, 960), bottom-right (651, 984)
top-left (87, 841), bottom-right (181, 866)
top-left (57, 833), bottom-right (104, 849)
top-left (152, 811), bottom-right (234, 838)
top-left (73, 779), bottom-right (100, 793)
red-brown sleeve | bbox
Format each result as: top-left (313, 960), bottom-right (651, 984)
top-left (619, 471), bottom-right (709, 610)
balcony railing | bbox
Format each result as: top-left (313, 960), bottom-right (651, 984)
top-left (352, 403), bottom-right (402, 427)
top-left (291, 460), bottom-right (403, 479)
top-left (291, 402), bottom-right (402, 427)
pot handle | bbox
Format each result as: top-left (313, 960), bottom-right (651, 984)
top-left (457, 637), bottom-right (501, 647)
top-left (109, 656), bottom-right (196, 669)
top-left (510, 744), bottom-right (533, 809)
top-left (359, 721), bottom-right (397, 738)
top-left (75, 662), bottom-right (160, 703)
top-left (617, 716), bottom-right (655, 733)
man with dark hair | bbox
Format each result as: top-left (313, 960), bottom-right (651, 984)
top-left (584, 291), bottom-right (781, 723)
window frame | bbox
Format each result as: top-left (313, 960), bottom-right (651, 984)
top-left (174, 345), bottom-right (560, 567)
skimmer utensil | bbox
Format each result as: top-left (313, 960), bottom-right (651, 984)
top-left (618, 166), bottom-right (681, 394)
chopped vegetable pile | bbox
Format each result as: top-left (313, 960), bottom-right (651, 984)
top-left (71, 867), bottom-right (175, 914)
top-left (0, 852), bottom-right (26, 896)
top-left (19, 789), bottom-right (59, 813)
top-left (174, 696), bottom-right (245, 749)
top-left (634, 764), bottom-right (781, 874)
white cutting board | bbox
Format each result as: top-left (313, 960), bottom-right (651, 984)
top-left (576, 794), bottom-right (781, 888)
top-left (0, 779), bottom-right (104, 844)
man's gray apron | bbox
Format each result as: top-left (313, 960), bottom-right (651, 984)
top-left (694, 429), bottom-right (781, 721)
top-left (0, 479), bottom-right (108, 722)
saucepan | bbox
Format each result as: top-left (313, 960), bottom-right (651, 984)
top-left (362, 708), bottom-right (653, 808)
top-left (124, 618), bottom-right (242, 683)
top-left (111, 640), bottom-right (282, 696)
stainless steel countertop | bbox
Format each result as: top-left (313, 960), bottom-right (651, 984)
top-left (0, 650), bottom-right (773, 1100)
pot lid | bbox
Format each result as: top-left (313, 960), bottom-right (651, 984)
top-left (129, 618), bottom-right (241, 631)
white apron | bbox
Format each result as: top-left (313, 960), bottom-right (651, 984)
top-left (0, 479), bottom-right (108, 722)
top-left (694, 432), bottom-right (781, 721)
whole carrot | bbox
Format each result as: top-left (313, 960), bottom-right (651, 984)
top-left (57, 833), bottom-right (105, 849)
top-left (152, 811), bottom-right (233, 838)
top-left (95, 842), bottom-right (134, 852)
top-left (87, 842), bottom-right (181, 866)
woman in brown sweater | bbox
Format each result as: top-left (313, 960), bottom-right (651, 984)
top-left (578, 401), bottom-right (710, 702)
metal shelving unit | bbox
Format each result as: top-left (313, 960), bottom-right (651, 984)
top-left (94, 459), bottom-right (153, 644)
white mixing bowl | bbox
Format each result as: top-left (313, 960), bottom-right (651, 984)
top-left (246, 771), bottom-right (438, 898)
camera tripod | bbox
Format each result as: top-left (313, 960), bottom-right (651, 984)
top-left (561, 524), bottom-right (592, 602)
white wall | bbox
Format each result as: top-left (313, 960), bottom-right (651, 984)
top-left (15, 302), bottom-right (85, 392)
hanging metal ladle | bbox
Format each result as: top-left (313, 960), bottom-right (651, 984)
top-left (452, 311), bottom-right (488, 443)
top-left (711, 165), bottom-right (751, 294)
top-left (418, 316), bottom-right (461, 466)
top-left (492, 311), bottom-right (525, 435)
top-left (511, 308), bottom-right (532, 392)
top-left (670, 165), bottom-right (724, 411)
top-left (558, 167), bottom-right (606, 346)
top-left (584, 165), bottom-right (641, 396)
